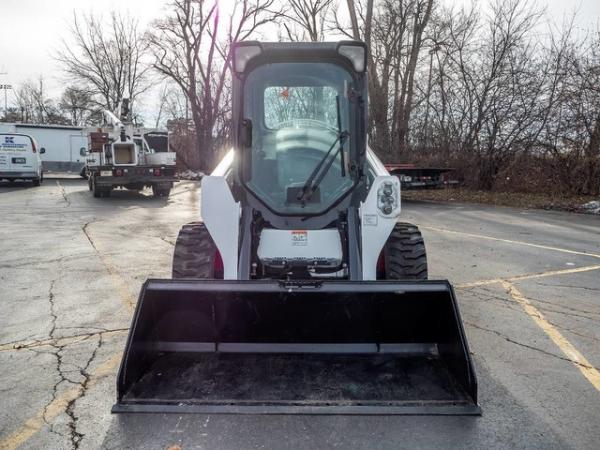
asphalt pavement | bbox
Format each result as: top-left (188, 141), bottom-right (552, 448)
top-left (0, 177), bottom-right (599, 449)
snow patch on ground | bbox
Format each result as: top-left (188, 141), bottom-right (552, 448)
top-left (580, 200), bottom-right (600, 214)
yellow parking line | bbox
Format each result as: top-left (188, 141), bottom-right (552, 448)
top-left (0, 224), bottom-right (135, 448)
top-left (457, 264), bottom-right (600, 289)
top-left (0, 353), bottom-right (122, 450)
top-left (4, 222), bottom-right (597, 447)
top-left (422, 226), bottom-right (600, 260)
top-left (501, 281), bottom-right (600, 392)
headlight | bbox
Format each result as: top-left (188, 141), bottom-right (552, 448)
top-left (377, 181), bottom-right (398, 215)
top-left (338, 43), bottom-right (367, 72)
top-left (234, 44), bottom-right (262, 73)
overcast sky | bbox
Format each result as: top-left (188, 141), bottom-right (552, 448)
top-left (0, 0), bottom-right (599, 124)
top-left (0, 0), bottom-right (167, 122)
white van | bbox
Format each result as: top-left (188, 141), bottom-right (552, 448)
top-left (0, 133), bottom-right (45, 185)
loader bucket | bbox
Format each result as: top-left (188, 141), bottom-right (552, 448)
top-left (113, 280), bottom-right (480, 415)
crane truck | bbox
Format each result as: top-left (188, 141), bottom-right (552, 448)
top-left (85, 100), bottom-right (177, 198)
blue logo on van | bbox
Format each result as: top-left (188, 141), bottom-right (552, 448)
top-left (1, 136), bottom-right (26, 150)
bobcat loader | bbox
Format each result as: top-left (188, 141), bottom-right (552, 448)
top-left (113, 41), bottom-right (480, 415)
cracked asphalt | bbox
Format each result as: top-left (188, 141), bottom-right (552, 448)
top-left (1, 177), bottom-right (599, 449)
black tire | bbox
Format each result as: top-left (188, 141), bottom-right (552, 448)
top-left (92, 176), bottom-right (111, 198)
top-left (381, 222), bottom-right (428, 280)
top-left (172, 222), bottom-right (220, 279)
top-left (152, 184), bottom-right (171, 198)
top-left (92, 176), bottom-right (103, 198)
top-left (92, 177), bottom-right (100, 198)
top-left (32, 177), bottom-right (41, 187)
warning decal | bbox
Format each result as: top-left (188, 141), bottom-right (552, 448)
top-left (291, 230), bottom-right (308, 246)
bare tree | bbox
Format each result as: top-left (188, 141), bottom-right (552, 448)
top-left (59, 86), bottom-right (99, 126)
top-left (149, 0), bottom-right (281, 169)
top-left (334, 0), bottom-right (403, 156)
top-left (282, 0), bottom-right (334, 42)
top-left (14, 77), bottom-right (66, 124)
top-left (139, 0), bottom-right (600, 194)
top-left (537, 22), bottom-right (600, 195)
top-left (56, 12), bottom-right (151, 115)
top-left (400, 0), bottom-right (548, 189)
top-left (390, 0), bottom-right (434, 155)
top-left (336, 0), bottom-right (433, 158)
top-left (571, 30), bottom-right (600, 194)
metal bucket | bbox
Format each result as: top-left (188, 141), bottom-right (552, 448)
top-left (113, 280), bottom-right (480, 415)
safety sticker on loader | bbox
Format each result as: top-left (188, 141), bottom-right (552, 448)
top-left (291, 230), bottom-right (308, 246)
top-left (363, 214), bottom-right (378, 226)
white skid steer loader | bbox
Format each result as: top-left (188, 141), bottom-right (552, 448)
top-left (113, 41), bottom-right (480, 415)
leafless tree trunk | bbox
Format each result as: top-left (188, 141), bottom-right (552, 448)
top-left (390, 0), bottom-right (433, 157)
top-left (283, 0), bottom-right (334, 42)
top-left (14, 77), bottom-right (67, 124)
top-left (150, 0), bottom-right (280, 170)
top-left (339, 0), bottom-right (397, 157)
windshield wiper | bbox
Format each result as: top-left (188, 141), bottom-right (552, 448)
top-left (297, 96), bottom-right (348, 205)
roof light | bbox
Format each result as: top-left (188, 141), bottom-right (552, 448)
top-left (338, 44), bottom-right (366, 72)
top-left (234, 45), bottom-right (262, 73)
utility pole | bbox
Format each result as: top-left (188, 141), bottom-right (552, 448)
top-left (0, 72), bottom-right (11, 119)
top-left (0, 85), bottom-right (12, 117)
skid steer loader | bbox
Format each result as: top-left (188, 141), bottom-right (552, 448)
top-left (113, 41), bottom-right (480, 415)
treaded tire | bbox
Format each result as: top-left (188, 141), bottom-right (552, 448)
top-left (92, 177), bottom-right (110, 198)
top-left (152, 184), bottom-right (172, 198)
top-left (32, 172), bottom-right (42, 186)
top-left (172, 221), bottom-right (220, 279)
top-left (382, 222), bottom-right (428, 280)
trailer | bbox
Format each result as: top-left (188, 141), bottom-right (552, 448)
top-left (385, 163), bottom-right (457, 189)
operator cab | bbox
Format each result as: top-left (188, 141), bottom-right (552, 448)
top-left (232, 41), bottom-right (369, 224)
